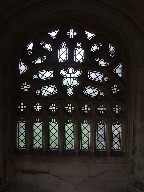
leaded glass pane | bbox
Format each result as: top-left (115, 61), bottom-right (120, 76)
top-left (33, 119), bottom-right (42, 149)
top-left (96, 121), bottom-right (106, 150)
top-left (65, 120), bottom-right (74, 150)
top-left (16, 24), bottom-right (128, 156)
top-left (49, 119), bottom-right (58, 149)
top-left (74, 43), bottom-right (84, 63)
top-left (58, 42), bottom-right (68, 62)
top-left (80, 120), bottom-right (90, 150)
top-left (17, 119), bottom-right (26, 148)
top-left (111, 121), bottom-right (122, 150)
top-left (60, 67), bottom-right (82, 96)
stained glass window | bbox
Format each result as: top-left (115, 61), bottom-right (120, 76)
top-left (16, 24), bottom-right (128, 156)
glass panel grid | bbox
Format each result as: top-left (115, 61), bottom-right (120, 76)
top-left (80, 120), bottom-right (90, 150)
top-left (17, 120), bottom-right (26, 148)
top-left (96, 121), bottom-right (106, 150)
top-left (49, 119), bottom-right (58, 149)
top-left (65, 120), bottom-right (74, 150)
top-left (111, 121), bottom-right (122, 150)
top-left (33, 119), bottom-right (43, 149)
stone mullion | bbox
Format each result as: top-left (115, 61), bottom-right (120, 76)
top-left (58, 113), bottom-right (64, 155)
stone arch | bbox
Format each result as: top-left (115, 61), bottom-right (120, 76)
top-left (0, 1), bottom-right (143, 191)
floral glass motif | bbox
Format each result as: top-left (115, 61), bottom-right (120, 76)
top-left (65, 120), bottom-right (74, 150)
top-left (21, 82), bottom-right (30, 92)
top-left (49, 119), bottom-right (58, 149)
top-left (17, 119), bottom-right (26, 148)
top-left (83, 86), bottom-right (104, 98)
top-left (95, 58), bottom-right (109, 66)
top-left (32, 56), bottom-right (46, 64)
top-left (85, 31), bottom-right (95, 40)
top-left (33, 119), bottom-right (42, 149)
top-left (18, 103), bottom-right (26, 112)
top-left (16, 25), bottom-right (127, 156)
top-left (40, 41), bottom-right (52, 51)
top-left (33, 70), bottom-right (53, 80)
top-left (49, 103), bottom-right (58, 113)
top-left (109, 43), bottom-right (116, 57)
top-left (88, 70), bottom-right (108, 82)
top-left (96, 121), bottom-right (106, 150)
top-left (111, 84), bottom-right (120, 94)
top-left (58, 42), bottom-right (68, 62)
top-left (80, 120), bottom-right (90, 149)
top-left (82, 104), bottom-right (91, 113)
top-left (65, 104), bottom-right (74, 113)
top-left (36, 85), bottom-right (57, 97)
top-left (113, 63), bottom-right (123, 77)
top-left (91, 43), bottom-right (102, 52)
top-left (111, 121), bottom-right (122, 150)
top-left (60, 67), bottom-right (82, 96)
top-left (67, 29), bottom-right (77, 38)
top-left (27, 41), bottom-right (33, 55)
top-left (97, 104), bottom-right (107, 114)
top-left (74, 43), bottom-right (84, 63)
top-left (48, 29), bottom-right (59, 39)
top-left (19, 59), bottom-right (28, 75)
top-left (34, 103), bottom-right (42, 112)
top-left (113, 104), bottom-right (122, 114)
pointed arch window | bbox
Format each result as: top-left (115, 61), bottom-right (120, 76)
top-left (15, 24), bottom-right (128, 156)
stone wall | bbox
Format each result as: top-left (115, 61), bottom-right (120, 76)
top-left (0, 0), bottom-right (144, 191)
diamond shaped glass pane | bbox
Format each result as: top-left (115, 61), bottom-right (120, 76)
top-left (74, 43), bottom-right (84, 63)
top-left (17, 119), bottom-right (26, 148)
top-left (58, 42), bottom-right (68, 62)
top-left (49, 119), bottom-right (58, 149)
top-left (111, 121), bottom-right (122, 150)
top-left (33, 119), bottom-right (42, 149)
top-left (80, 120), bottom-right (90, 149)
top-left (96, 121), bottom-right (106, 150)
top-left (65, 120), bottom-right (74, 150)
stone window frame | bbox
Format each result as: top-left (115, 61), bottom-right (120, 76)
top-left (12, 19), bottom-right (128, 156)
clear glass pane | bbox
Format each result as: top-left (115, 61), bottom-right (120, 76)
top-left (85, 31), bottom-right (95, 40)
top-left (49, 119), bottom-right (58, 149)
top-left (26, 41), bottom-right (33, 55)
top-left (17, 119), bottom-right (26, 148)
top-left (48, 29), bottom-right (59, 39)
top-left (60, 67), bottom-right (82, 96)
top-left (36, 85), bottom-right (57, 97)
top-left (19, 59), bottom-right (28, 75)
top-left (95, 58), bottom-right (109, 66)
top-left (83, 86), bottom-right (104, 98)
top-left (65, 120), bottom-right (74, 150)
top-left (58, 42), bottom-right (68, 62)
top-left (80, 120), bottom-right (90, 149)
top-left (111, 121), bottom-right (122, 150)
top-left (33, 119), bottom-right (42, 149)
top-left (82, 104), bottom-right (91, 114)
top-left (96, 121), bottom-right (106, 150)
top-left (113, 63), bottom-right (123, 77)
top-left (67, 29), bottom-right (77, 38)
top-left (74, 43), bottom-right (84, 63)
top-left (109, 43), bottom-right (116, 57)
top-left (33, 70), bottom-right (53, 80)
top-left (32, 56), bottom-right (46, 64)
top-left (91, 43), bottom-right (102, 52)
top-left (40, 41), bottom-right (52, 51)
top-left (88, 70), bottom-right (108, 82)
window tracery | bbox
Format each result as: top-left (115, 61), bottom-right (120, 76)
top-left (16, 24), bottom-right (128, 156)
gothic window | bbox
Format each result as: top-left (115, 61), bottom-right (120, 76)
top-left (15, 24), bottom-right (128, 156)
